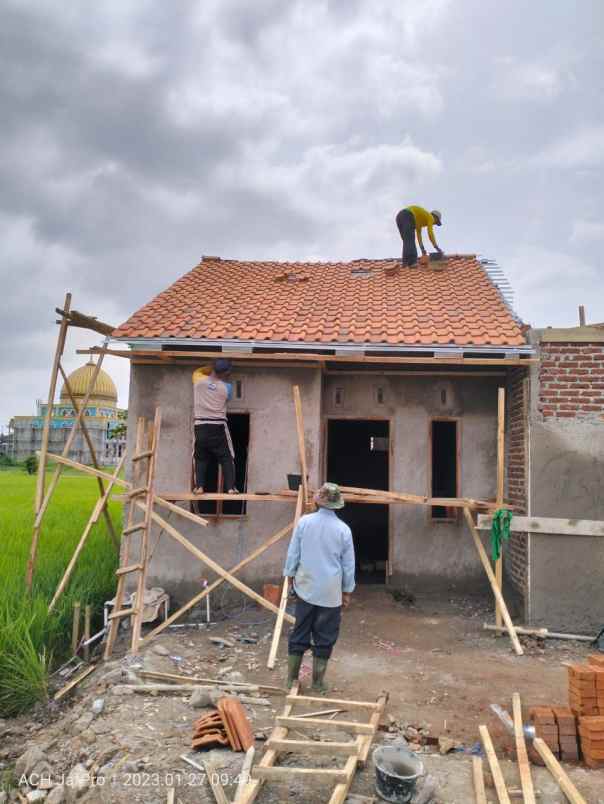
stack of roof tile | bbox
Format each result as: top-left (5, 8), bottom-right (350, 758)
top-left (191, 696), bottom-right (254, 752)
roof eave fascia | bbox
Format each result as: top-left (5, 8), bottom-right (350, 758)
top-left (112, 336), bottom-right (534, 356)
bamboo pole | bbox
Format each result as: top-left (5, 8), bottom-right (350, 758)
top-left (463, 507), bottom-right (523, 656)
top-left (496, 386), bottom-right (505, 628)
top-left (48, 454), bottom-right (126, 612)
top-left (71, 601), bottom-right (81, 655)
top-left (267, 486), bottom-right (304, 669)
top-left (27, 347), bottom-right (108, 589)
top-left (58, 364), bottom-right (119, 549)
top-left (292, 385), bottom-right (309, 506)
top-left (35, 293), bottom-right (72, 516)
top-left (131, 408), bottom-right (162, 654)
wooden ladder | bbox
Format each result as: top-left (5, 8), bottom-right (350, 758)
top-left (104, 409), bottom-right (161, 659)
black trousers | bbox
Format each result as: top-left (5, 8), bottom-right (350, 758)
top-left (194, 423), bottom-right (236, 491)
top-left (288, 596), bottom-right (342, 659)
top-left (395, 208), bottom-right (418, 267)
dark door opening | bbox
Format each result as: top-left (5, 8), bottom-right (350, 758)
top-left (194, 413), bottom-right (250, 517)
top-left (326, 419), bottom-right (389, 584)
top-left (431, 420), bottom-right (458, 520)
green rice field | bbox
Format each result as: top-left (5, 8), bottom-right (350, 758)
top-left (0, 467), bottom-right (121, 716)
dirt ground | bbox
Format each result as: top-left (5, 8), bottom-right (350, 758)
top-left (2, 586), bottom-right (604, 803)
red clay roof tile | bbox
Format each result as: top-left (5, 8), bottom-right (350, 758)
top-left (114, 256), bottom-right (526, 348)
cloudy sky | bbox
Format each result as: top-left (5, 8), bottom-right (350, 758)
top-left (1, 0), bottom-right (603, 429)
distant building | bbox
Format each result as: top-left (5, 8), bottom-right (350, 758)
top-left (9, 359), bottom-right (126, 465)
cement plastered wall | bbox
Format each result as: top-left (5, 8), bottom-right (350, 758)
top-left (126, 364), bottom-right (322, 606)
top-left (526, 332), bottom-right (604, 630)
top-left (323, 373), bottom-right (499, 590)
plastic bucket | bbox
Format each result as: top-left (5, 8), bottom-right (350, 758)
top-left (373, 744), bottom-right (424, 803)
top-left (287, 473), bottom-right (302, 491)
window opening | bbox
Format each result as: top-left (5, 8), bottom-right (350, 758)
top-left (334, 387), bottom-right (344, 407)
top-left (431, 420), bottom-right (458, 520)
top-left (375, 386), bottom-right (385, 405)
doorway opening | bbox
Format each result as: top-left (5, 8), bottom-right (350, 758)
top-left (430, 419), bottom-right (458, 520)
top-left (326, 419), bottom-right (389, 584)
top-left (193, 413), bottom-right (250, 517)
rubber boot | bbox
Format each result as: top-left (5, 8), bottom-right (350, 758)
top-left (287, 653), bottom-right (303, 687)
top-left (311, 656), bottom-right (329, 692)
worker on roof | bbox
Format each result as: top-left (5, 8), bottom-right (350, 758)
top-left (395, 206), bottom-right (443, 267)
top-left (283, 483), bottom-right (356, 692)
top-left (192, 358), bottom-right (238, 495)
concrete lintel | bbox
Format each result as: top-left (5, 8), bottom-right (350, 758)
top-left (540, 326), bottom-right (604, 343)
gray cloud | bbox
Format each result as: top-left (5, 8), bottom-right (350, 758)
top-left (1, 0), bottom-right (603, 429)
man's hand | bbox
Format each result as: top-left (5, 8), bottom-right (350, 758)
top-left (342, 593), bottom-right (352, 609)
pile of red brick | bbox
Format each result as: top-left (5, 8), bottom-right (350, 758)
top-left (192, 696), bottom-right (255, 752)
top-left (528, 705), bottom-right (579, 763)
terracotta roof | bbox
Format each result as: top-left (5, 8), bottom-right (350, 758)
top-left (113, 256), bottom-right (526, 347)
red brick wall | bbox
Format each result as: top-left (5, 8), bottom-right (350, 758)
top-left (538, 342), bottom-right (604, 420)
top-left (506, 368), bottom-right (529, 598)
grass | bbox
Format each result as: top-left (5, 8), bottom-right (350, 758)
top-left (0, 468), bottom-right (120, 716)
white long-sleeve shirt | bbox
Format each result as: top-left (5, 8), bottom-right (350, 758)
top-left (283, 508), bottom-right (356, 608)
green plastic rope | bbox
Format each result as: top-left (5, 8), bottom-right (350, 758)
top-left (491, 508), bottom-right (512, 561)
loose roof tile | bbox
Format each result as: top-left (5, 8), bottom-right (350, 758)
top-left (113, 256), bottom-right (527, 348)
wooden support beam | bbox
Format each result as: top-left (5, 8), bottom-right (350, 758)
top-left (71, 600), bottom-right (80, 654)
top-left (484, 623), bottom-right (594, 642)
top-left (53, 664), bottom-right (96, 701)
top-left (479, 725), bottom-right (511, 804)
top-left (83, 345), bottom-right (538, 367)
top-left (292, 385), bottom-right (309, 506)
top-left (28, 348), bottom-right (108, 589)
top-left (48, 454), bottom-right (126, 612)
top-left (158, 492), bottom-right (295, 503)
top-left (357, 692), bottom-right (388, 765)
top-left (287, 694), bottom-right (379, 710)
top-left (134, 502), bottom-right (295, 624)
top-left (532, 738), bottom-right (587, 804)
top-left (512, 693), bottom-right (536, 804)
top-left (83, 605), bottom-right (91, 662)
top-left (477, 514), bottom-right (604, 537)
top-left (56, 307), bottom-right (115, 336)
top-left (235, 747), bottom-right (255, 802)
top-left (58, 364), bottom-right (119, 549)
top-left (463, 508), bottom-right (523, 656)
top-left (265, 739), bottom-right (357, 756)
top-left (139, 520), bottom-right (295, 646)
top-left (472, 756), bottom-right (487, 804)
top-left (267, 486), bottom-right (303, 669)
top-left (275, 716), bottom-right (373, 734)
top-left (496, 386), bottom-right (505, 629)
top-left (202, 758), bottom-right (230, 804)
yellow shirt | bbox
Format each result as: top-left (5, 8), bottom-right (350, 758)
top-left (405, 205), bottom-right (437, 246)
top-left (192, 365), bottom-right (212, 384)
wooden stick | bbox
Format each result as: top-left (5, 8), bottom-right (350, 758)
top-left (236, 682), bottom-right (299, 804)
top-left (138, 669), bottom-right (285, 694)
top-left (328, 753), bottom-right (359, 804)
top-left (267, 486), bottom-right (303, 669)
top-left (532, 738), bottom-right (587, 804)
top-left (139, 520), bottom-right (295, 646)
top-left (202, 758), bottom-right (229, 804)
top-left (58, 364), bottom-right (119, 549)
top-left (357, 692), bottom-right (388, 765)
top-left (54, 664), bottom-right (95, 701)
top-left (71, 601), bottom-right (81, 654)
top-left (464, 508), bottom-right (523, 656)
top-left (48, 454), bottom-right (126, 612)
top-left (479, 724), bottom-right (511, 804)
top-left (275, 716), bottom-right (373, 734)
top-left (166, 789), bottom-right (175, 804)
top-left (295, 708), bottom-right (345, 719)
top-left (512, 693), bottom-right (535, 803)
top-left (235, 747), bottom-right (255, 802)
top-left (131, 407), bottom-right (161, 654)
top-left (266, 738), bottom-right (355, 755)
top-left (496, 386), bottom-right (505, 628)
top-left (83, 605), bottom-right (91, 662)
top-left (472, 756), bottom-right (487, 804)
top-left (29, 293), bottom-right (72, 589)
top-left (28, 348), bottom-right (108, 589)
top-left (288, 694), bottom-right (379, 710)
top-left (292, 385), bottom-right (309, 506)
top-left (134, 502), bottom-right (295, 624)
top-left (252, 766), bottom-right (348, 782)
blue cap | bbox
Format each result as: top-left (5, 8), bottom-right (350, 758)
top-left (214, 358), bottom-right (232, 375)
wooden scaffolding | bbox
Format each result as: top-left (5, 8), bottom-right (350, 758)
top-left (32, 294), bottom-right (530, 662)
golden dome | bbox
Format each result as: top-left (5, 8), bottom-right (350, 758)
top-left (60, 359), bottom-right (118, 405)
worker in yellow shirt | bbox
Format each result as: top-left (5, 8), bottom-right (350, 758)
top-left (395, 206), bottom-right (443, 267)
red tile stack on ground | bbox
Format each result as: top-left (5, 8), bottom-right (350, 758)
top-left (191, 696), bottom-right (254, 752)
top-left (528, 706), bottom-right (559, 764)
top-left (578, 716), bottom-right (604, 769)
top-left (552, 706), bottom-right (580, 761)
top-left (568, 664), bottom-right (600, 717)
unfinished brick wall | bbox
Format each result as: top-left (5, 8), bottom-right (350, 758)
top-left (505, 368), bottom-right (529, 597)
top-left (538, 342), bottom-right (604, 419)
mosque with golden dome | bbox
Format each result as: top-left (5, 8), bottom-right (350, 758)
top-left (9, 359), bottom-right (126, 464)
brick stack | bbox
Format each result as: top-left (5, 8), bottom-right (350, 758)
top-left (552, 707), bottom-right (580, 762)
top-left (568, 664), bottom-right (599, 717)
top-left (528, 707), bottom-right (559, 765)
top-left (578, 717), bottom-right (604, 769)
